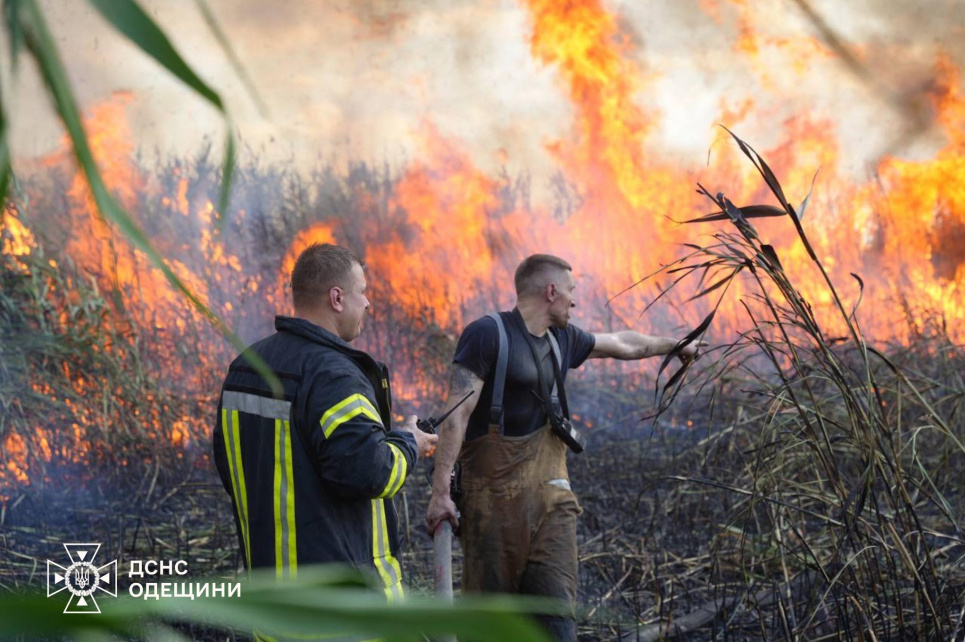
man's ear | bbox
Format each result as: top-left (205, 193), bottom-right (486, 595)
top-left (546, 282), bottom-right (557, 302)
top-left (329, 286), bottom-right (343, 312)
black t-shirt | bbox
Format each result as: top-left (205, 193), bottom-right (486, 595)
top-left (453, 309), bottom-right (596, 440)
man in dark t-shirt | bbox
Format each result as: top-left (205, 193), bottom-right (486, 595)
top-left (454, 314), bottom-right (596, 440)
top-left (426, 254), bottom-right (700, 642)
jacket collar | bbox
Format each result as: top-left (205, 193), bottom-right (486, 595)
top-left (275, 316), bottom-right (369, 359)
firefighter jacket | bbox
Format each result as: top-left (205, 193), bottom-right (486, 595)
top-left (213, 315), bottom-right (418, 601)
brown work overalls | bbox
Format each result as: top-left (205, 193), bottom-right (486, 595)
top-left (457, 419), bottom-right (582, 639)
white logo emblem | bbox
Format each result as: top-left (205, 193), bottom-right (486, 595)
top-left (46, 543), bottom-right (117, 614)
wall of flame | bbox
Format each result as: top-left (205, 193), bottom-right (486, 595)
top-left (2, 0), bottom-right (965, 500)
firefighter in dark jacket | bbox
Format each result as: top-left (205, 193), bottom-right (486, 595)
top-left (214, 243), bottom-right (436, 601)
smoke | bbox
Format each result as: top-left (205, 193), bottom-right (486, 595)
top-left (6, 0), bottom-right (964, 181)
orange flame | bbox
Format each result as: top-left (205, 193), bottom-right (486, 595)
top-left (281, 222), bottom-right (337, 296)
top-left (366, 123), bottom-right (529, 329)
top-left (1, 209), bottom-right (36, 260)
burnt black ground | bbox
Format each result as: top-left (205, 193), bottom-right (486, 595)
top-left (0, 425), bottom-right (715, 641)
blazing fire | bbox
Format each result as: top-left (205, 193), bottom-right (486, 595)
top-left (0, 96), bottom-right (257, 501)
top-left (2, 1), bottom-right (965, 501)
top-left (1, 210), bottom-right (36, 259)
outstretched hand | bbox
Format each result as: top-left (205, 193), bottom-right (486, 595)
top-left (678, 340), bottom-right (708, 365)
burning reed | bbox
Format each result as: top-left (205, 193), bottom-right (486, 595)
top-left (600, 132), bottom-right (965, 639)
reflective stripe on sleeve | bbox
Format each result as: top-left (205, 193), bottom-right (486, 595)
top-left (320, 394), bottom-right (382, 438)
top-left (376, 443), bottom-right (408, 499)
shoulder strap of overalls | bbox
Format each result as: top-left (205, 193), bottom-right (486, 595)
top-left (486, 312), bottom-right (510, 432)
top-left (546, 330), bottom-right (571, 419)
top-left (546, 330), bottom-right (562, 407)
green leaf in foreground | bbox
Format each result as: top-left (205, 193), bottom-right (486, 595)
top-left (0, 81), bottom-right (10, 206)
top-left (87, 0), bottom-right (223, 109)
top-left (193, 0), bottom-right (270, 119)
top-left (0, 566), bottom-right (556, 642)
top-left (86, 0), bottom-right (238, 217)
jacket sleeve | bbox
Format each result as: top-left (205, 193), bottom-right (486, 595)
top-left (303, 373), bottom-right (417, 499)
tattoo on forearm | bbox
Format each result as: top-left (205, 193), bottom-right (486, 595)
top-left (449, 364), bottom-right (478, 395)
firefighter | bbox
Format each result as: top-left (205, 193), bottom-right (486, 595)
top-left (425, 254), bottom-right (700, 641)
top-left (214, 243), bottom-right (436, 602)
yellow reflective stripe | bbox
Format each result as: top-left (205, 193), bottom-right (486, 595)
top-left (283, 420), bottom-right (297, 578)
top-left (223, 408), bottom-right (251, 570)
top-left (377, 443), bottom-right (407, 499)
top-left (371, 499), bottom-right (404, 603)
top-left (232, 410), bottom-right (252, 570)
top-left (273, 419), bottom-right (283, 580)
top-left (320, 394), bottom-right (362, 427)
top-left (273, 419), bottom-right (298, 580)
top-left (379, 500), bottom-right (404, 603)
top-left (320, 394), bottom-right (381, 438)
top-left (371, 500), bottom-right (392, 599)
top-left (325, 405), bottom-right (381, 439)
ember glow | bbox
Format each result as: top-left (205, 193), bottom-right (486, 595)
top-left (2, 0), bottom-right (965, 500)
